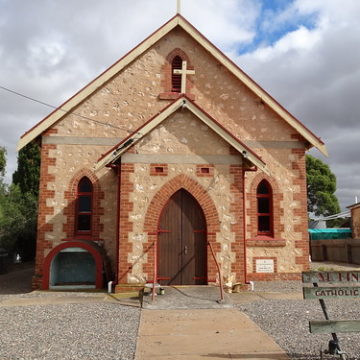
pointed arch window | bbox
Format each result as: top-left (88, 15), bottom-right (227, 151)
top-left (171, 55), bottom-right (182, 92)
top-left (76, 177), bottom-right (93, 235)
top-left (257, 180), bottom-right (273, 236)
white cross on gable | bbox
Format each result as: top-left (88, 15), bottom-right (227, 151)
top-left (177, 0), bottom-right (181, 14)
top-left (173, 60), bottom-right (195, 93)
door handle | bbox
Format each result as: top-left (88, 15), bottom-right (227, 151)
top-left (184, 245), bottom-right (188, 255)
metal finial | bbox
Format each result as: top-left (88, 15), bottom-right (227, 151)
top-left (177, 0), bottom-right (181, 14)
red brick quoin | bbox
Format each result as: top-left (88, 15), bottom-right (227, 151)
top-left (291, 148), bottom-right (310, 271)
top-left (33, 139), bottom-right (57, 289)
top-left (117, 163), bottom-right (135, 284)
top-left (229, 165), bottom-right (246, 283)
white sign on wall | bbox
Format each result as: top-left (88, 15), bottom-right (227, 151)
top-left (256, 259), bottom-right (274, 273)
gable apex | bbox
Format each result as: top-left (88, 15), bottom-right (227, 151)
top-left (18, 14), bottom-right (327, 156)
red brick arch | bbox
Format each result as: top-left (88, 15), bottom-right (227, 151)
top-left (144, 174), bottom-right (220, 233)
top-left (42, 240), bottom-right (104, 290)
top-left (166, 48), bottom-right (193, 66)
top-left (67, 169), bottom-right (100, 193)
top-left (160, 48), bottom-right (195, 99)
top-left (63, 168), bottom-right (104, 240)
top-left (142, 174), bottom-right (221, 282)
top-left (249, 172), bottom-right (280, 194)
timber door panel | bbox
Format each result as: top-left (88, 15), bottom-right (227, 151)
top-left (158, 189), bottom-right (207, 285)
top-left (158, 191), bottom-right (182, 285)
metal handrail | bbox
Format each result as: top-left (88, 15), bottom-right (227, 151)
top-left (152, 237), bottom-right (158, 302)
top-left (208, 241), bottom-right (224, 302)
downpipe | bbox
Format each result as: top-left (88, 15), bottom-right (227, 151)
top-left (243, 166), bottom-right (257, 290)
top-left (108, 281), bottom-right (113, 294)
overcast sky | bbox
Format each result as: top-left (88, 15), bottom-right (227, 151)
top-left (0, 0), bottom-right (359, 210)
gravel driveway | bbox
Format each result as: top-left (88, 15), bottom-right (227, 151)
top-left (1, 263), bottom-right (360, 360)
top-left (239, 281), bottom-right (360, 360)
top-left (0, 302), bottom-right (140, 360)
top-left (0, 264), bottom-right (140, 360)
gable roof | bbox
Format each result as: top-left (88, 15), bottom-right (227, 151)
top-left (96, 95), bottom-right (268, 174)
top-left (347, 202), bottom-right (360, 210)
top-left (18, 14), bottom-right (327, 156)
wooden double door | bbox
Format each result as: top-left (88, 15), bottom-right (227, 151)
top-left (158, 189), bottom-right (207, 285)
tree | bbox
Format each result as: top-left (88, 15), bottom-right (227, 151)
top-left (13, 142), bottom-right (40, 196)
top-left (0, 146), bottom-right (6, 177)
top-left (0, 142), bottom-right (40, 260)
top-left (0, 147), bottom-right (7, 245)
top-left (11, 142), bottom-right (40, 260)
top-left (0, 184), bottom-right (37, 259)
top-left (306, 154), bottom-right (340, 217)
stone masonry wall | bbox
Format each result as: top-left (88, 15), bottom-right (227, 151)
top-left (34, 138), bottom-right (118, 286)
top-left (117, 111), bottom-right (244, 285)
top-left (245, 146), bottom-right (309, 281)
top-left (51, 28), bottom-right (296, 144)
top-left (35, 26), bottom-right (311, 287)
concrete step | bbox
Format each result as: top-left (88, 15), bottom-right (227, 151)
top-left (141, 285), bottom-right (233, 309)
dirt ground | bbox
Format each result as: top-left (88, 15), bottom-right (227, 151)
top-left (0, 261), bottom-right (34, 295)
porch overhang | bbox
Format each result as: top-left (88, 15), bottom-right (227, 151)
top-left (96, 96), bottom-right (268, 175)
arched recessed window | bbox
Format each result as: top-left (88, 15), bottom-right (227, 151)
top-left (171, 56), bottom-right (182, 92)
top-left (257, 180), bottom-right (273, 236)
top-left (76, 177), bottom-right (93, 235)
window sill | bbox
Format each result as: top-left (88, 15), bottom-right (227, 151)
top-left (159, 92), bottom-right (195, 101)
top-left (247, 236), bottom-right (286, 247)
top-left (62, 236), bottom-right (96, 241)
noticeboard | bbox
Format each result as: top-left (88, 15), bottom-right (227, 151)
top-left (256, 259), bottom-right (274, 273)
top-left (302, 271), bottom-right (360, 284)
top-left (303, 286), bottom-right (360, 299)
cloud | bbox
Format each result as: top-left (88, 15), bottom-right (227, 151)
top-left (0, 0), bottom-right (260, 183)
top-left (183, 0), bottom-right (260, 51)
top-left (237, 0), bottom-right (360, 208)
top-left (245, 25), bottom-right (322, 62)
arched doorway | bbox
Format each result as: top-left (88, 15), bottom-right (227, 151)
top-left (42, 240), bottom-right (104, 290)
top-left (50, 248), bottom-right (96, 289)
top-left (158, 189), bottom-right (207, 285)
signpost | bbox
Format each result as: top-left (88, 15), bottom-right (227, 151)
top-left (303, 286), bottom-right (360, 299)
top-left (309, 320), bottom-right (360, 334)
top-left (302, 271), bottom-right (360, 283)
top-left (302, 271), bottom-right (360, 359)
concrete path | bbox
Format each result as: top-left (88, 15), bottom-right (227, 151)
top-left (135, 308), bottom-right (289, 360)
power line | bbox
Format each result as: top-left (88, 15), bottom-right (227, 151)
top-left (0, 85), bottom-right (123, 130)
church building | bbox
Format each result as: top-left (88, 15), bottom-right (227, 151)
top-left (18, 15), bottom-right (327, 292)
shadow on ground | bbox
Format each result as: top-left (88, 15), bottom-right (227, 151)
top-left (204, 353), bottom-right (288, 359)
top-left (0, 262), bottom-right (34, 295)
